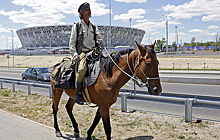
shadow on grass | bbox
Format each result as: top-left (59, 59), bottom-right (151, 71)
top-left (61, 133), bottom-right (101, 140)
top-left (61, 133), bottom-right (153, 140)
top-left (125, 135), bottom-right (154, 140)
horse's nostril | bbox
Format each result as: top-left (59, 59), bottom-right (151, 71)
top-left (153, 87), bottom-right (158, 93)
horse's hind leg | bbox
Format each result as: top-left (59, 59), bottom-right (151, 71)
top-left (52, 88), bottom-right (63, 137)
top-left (86, 108), bottom-right (101, 140)
top-left (65, 97), bottom-right (80, 138)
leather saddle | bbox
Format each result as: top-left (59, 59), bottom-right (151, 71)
top-left (52, 53), bottom-right (101, 89)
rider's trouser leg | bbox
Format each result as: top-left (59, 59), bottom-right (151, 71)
top-left (75, 52), bottom-right (87, 105)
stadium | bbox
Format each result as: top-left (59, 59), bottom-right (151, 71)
top-left (16, 25), bottom-right (145, 50)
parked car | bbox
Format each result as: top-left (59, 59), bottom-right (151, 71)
top-left (21, 67), bottom-right (52, 82)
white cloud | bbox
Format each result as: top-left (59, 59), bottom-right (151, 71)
top-left (202, 14), bottom-right (220, 22)
top-left (188, 29), bottom-right (203, 33)
top-left (188, 28), bottom-right (215, 37)
top-left (115, 0), bottom-right (146, 3)
top-left (113, 9), bottom-right (146, 22)
top-left (136, 19), bottom-right (149, 23)
top-left (162, 0), bottom-right (220, 21)
top-left (9, 11), bottom-right (66, 27)
top-left (132, 21), bottom-right (163, 33)
top-left (0, 0), bottom-right (109, 27)
top-left (208, 25), bottom-right (219, 29)
top-left (132, 18), bottom-right (181, 36)
top-left (0, 10), bottom-right (21, 16)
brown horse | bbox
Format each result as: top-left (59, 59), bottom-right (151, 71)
top-left (50, 42), bottom-right (162, 140)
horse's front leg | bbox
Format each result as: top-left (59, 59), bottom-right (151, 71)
top-left (65, 97), bottom-right (80, 138)
top-left (52, 88), bottom-right (63, 137)
top-left (100, 106), bottom-right (111, 140)
top-left (86, 108), bottom-right (101, 140)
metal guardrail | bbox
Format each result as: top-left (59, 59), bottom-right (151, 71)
top-left (0, 78), bottom-right (52, 98)
top-left (119, 92), bottom-right (220, 123)
top-left (1, 78), bottom-right (220, 123)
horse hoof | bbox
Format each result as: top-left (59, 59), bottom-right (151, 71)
top-left (56, 131), bottom-right (62, 137)
top-left (74, 132), bottom-right (80, 138)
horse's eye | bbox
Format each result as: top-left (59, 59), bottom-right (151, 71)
top-left (145, 62), bottom-right (150, 67)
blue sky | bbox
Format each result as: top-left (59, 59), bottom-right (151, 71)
top-left (0, 0), bottom-right (220, 49)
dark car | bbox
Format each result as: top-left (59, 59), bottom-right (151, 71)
top-left (21, 67), bottom-right (52, 82)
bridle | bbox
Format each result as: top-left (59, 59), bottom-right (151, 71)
top-left (127, 49), bottom-right (160, 87)
top-left (104, 48), bottom-right (160, 88)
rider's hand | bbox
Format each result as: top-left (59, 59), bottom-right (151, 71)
top-left (72, 52), bottom-right (80, 63)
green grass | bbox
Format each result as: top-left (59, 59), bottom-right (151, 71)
top-left (1, 90), bottom-right (11, 97)
top-left (177, 133), bottom-right (185, 139)
top-left (199, 122), bottom-right (209, 128)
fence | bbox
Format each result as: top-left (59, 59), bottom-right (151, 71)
top-left (1, 78), bottom-right (220, 123)
top-left (0, 78), bottom-right (52, 98)
top-left (159, 62), bottom-right (220, 72)
top-left (119, 92), bottom-right (220, 123)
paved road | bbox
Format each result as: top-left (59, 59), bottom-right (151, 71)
top-left (0, 109), bottom-right (80, 140)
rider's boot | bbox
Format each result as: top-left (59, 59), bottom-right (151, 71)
top-left (74, 82), bottom-right (84, 105)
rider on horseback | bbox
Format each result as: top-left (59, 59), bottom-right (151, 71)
top-left (69, 2), bottom-right (103, 105)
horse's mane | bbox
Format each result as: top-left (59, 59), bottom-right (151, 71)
top-left (100, 49), bottom-right (134, 77)
top-left (100, 46), bottom-right (156, 77)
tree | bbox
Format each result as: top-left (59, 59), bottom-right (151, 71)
top-left (156, 38), bottom-right (166, 52)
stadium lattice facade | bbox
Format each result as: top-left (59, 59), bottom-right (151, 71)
top-left (16, 25), bottom-right (145, 49)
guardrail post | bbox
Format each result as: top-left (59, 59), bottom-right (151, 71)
top-left (48, 86), bottom-right (53, 99)
top-left (187, 63), bottom-right (189, 72)
top-left (0, 80), bottom-right (3, 89)
top-left (134, 81), bottom-right (136, 96)
top-left (12, 82), bottom-right (15, 91)
top-left (28, 83), bottom-right (32, 95)
top-left (185, 98), bottom-right (196, 123)
top-left (121, 93), bottom-right (130, 112)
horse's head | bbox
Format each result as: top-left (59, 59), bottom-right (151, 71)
top-left (134, 41), bottom-right (162, 95)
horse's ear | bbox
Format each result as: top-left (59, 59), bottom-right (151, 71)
top-left (135, 41), bottom-right (147, 56)
top-left (151, 40), bottom-right (156, 50)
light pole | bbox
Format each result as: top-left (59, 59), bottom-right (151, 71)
top-left (6, 37), bottom-right (8, 49)
top-left (129, 18), bottom-right (132, 47)
top-left (108, 0), bottom-right (112, 50)
top-left (162, 14), bottom-right (171, 57)
top-left (5, 28), bottom-right (14, 68)
top-left (6, 55), bottom-right (10, 69)
top-left (11, 30), bottom-right (14, 68)
top-left (129, 18), bottom-right (132, 28)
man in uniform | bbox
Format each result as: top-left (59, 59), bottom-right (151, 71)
top-left (69, 2), bottom-right (103, 105)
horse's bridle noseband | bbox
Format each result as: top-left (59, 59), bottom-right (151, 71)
top-left (127, 50), bottom-right (160, 88)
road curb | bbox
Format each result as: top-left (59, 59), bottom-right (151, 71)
top-left (160, 77), bottom-right (220, 85)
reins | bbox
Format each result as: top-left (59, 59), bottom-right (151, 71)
top-left (104, 47), bottom-right (160, 88)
